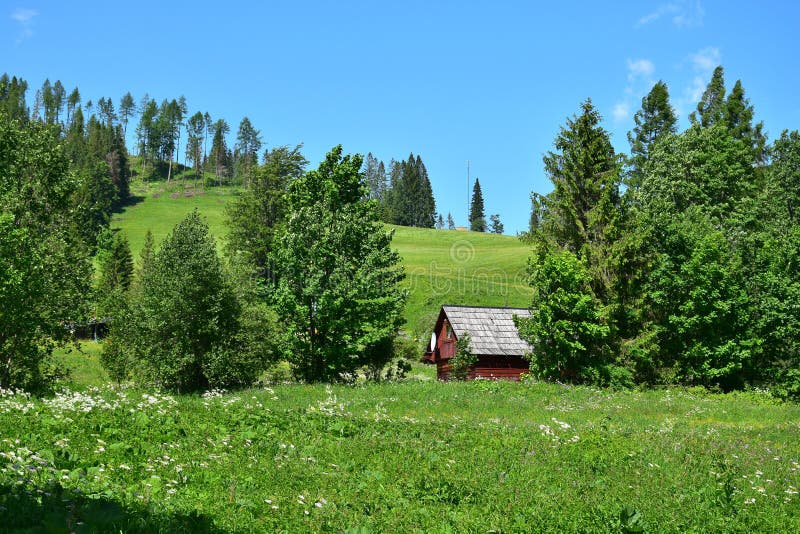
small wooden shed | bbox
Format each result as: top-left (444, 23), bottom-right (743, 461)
top-left (422, 305), bottom-right (532, 380)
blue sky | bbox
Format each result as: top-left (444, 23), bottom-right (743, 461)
top-left (3, 1), bottom-right (799, 234)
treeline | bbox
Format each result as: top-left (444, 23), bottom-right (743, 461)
top-left (362, 152), bottom-right (436, 227)
top-left (0, 73), bottom-right (267, 189)
top-left (362, 153), bottom-right (504, 233)
top-left (518, 66), bottom-right (800, 398)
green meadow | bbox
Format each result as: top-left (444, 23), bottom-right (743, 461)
top-left (2, 382), bottom-right (799, 532)
top-left (111, 181), bottom-right (533, 333)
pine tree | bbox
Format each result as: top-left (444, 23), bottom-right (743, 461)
top-left (541, 100), bottom-right (620, 255)
top-left (208, 119), bottom-right (231, 184)
top-left (469, 178), bottom-right (486, 232)
top-left (417, 155), bottom-right (436, 228)
top-left (136, 230), bottom-right (155, 285)
top-left (66, 87), bottom-right (80, 127)
top-left (0, 74), bottom-right (29, 122)
top-left (52, 80), bottom-right (66, 126)
top-left (725, 79), bottom-right (767, 163)
top-left (627, 81), bottom-right (677, 189)
top-left (436, 213), bottom-right (444, 229)
top-left (110, 211), bottom-right (243, 391)
top-left (186, 112), bottom-right (205, 185)
top-left (119, 92), bottom-right (136, 138)
top-left (489, 214), bottom-right (504, 234)
top-left (690, 65), bottom-right (726, 126)
top-left (235, 116), bottom-right (262, 186)
top-left (447, 212), bottom-right (455, 230)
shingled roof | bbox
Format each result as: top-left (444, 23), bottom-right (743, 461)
top-left (441, 305), bottom-right (532, 357)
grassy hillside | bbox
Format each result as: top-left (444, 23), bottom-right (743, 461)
top-left (2, 382), bottom-right (798, 532)
top-left (111, 181), bottom-right (533, 334)
top-left (114, 181), bottom-right (237, 256)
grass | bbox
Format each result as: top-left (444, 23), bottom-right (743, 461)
top-left (51, 341), bottom-right (109, 389)
top-left (111, 180), bottom-right (532, 333)
top-left (2, 382), bottom-right (798, 532)
top-left (113, 181), bottom-right (239, 257)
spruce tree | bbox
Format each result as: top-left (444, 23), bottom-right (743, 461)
top-left (363, 153), bottom-right (384, 200)
top-left (725, 80), bottom-right (767, 163)
top-left (436, 213), bottom-right (444, 229)
top-left (447, 212), bottom-right (455, 230)
top-left (627, 81), bottom-right (677, 189)
top-left (95, 232), bottom-right (134, 317)
top-left (690, 65), bottom-right (726, 126)
top-left (469, 178), bottom-right (486, 232)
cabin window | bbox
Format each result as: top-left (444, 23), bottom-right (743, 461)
top-left (446, 325), bottom-right (453, 339)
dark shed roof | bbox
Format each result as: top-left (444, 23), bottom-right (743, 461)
top-left (440, 305), bottom-right (532, 357)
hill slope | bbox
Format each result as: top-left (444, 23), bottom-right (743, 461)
top-left (112, 182), bottom-right (533, 334)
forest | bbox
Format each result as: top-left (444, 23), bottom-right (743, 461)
top-left (1, 66), bottom-right (799, 398)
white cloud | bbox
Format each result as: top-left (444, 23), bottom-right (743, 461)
top-left (689, 46), bottom-right (721, 72)
top-left (673, 1), bottom-right (704, 27)
top-left (627, 59), bottom-right (655, 81)
top-left (636, 1), bottom-right (704, 29)
top-left (11, 8), bottom-right (37, 43)
top-left (636, 3), bottom-right (679, 27)
top-left (12, 7), bottom-right (36, 23)
top-left (613, 58), bottom-right (657, 123)
top-left (613, 102), bottom-right (631, 123)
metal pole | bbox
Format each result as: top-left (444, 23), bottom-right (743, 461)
top-left (467, 160), bottom-right (470, 227)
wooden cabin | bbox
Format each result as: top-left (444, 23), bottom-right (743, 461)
top-left (422, 305), bottom-right (532, 380)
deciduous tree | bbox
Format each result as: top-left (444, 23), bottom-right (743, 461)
top-left (272, 146), bottom-right (407, 382)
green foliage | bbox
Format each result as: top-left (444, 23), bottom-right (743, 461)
top-left (469, 178), bottom-right (486, 231)
top-left (540, 99), bottom-right (621, 259)
top-left (0, 73), bottom-right (30, 122)
top-left (768, 129), bottom-right (800, 224)
top-left (272, 146), bottom-right (407, 382)
top-left (450, 332), bottom-right (477, 380)
top-left (690, 65), bottom-right (726, 126)
top-left (489, 213), bottom-right (503, 234)
top-left (72, 161), bottom-right (117, 248)
top-left (517, 249), bottom-right (611, 383)
top-left (627, 80), bottom-right (677, 189)
top-left (225, 145), bottom-right (307, 281)
top-left (104, 211), bottom-right (266, 391)
top-left (725, 80), bottom-right (767, 163)
top-left (0, 114), bottom-right (91, 391)
top-left (95, 231), bottom-right (133, 317)
top-left (389, 154), bottom-right (436, 228)
top-left (644, 212), bottom-right (752, 389)
top-left (234, 116), bottom-right (262, 185)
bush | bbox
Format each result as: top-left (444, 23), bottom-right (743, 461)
top-left (516, 249), bottom-right (610, 384)
top-left (450, 332), bottom-right (477, 380)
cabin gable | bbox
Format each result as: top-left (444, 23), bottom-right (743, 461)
top-left (423, 305), bottom-right (533, 381)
